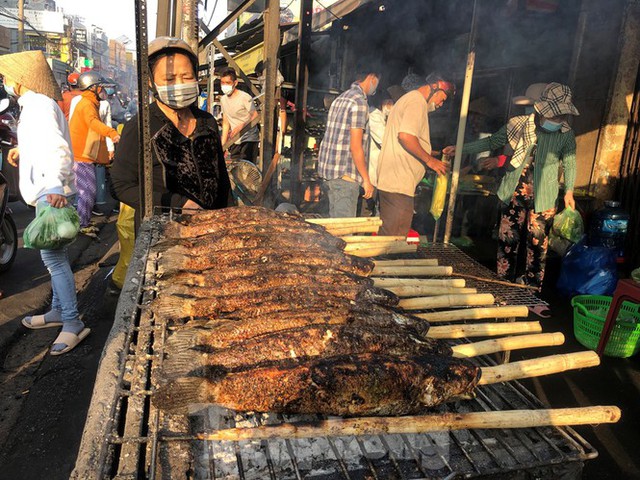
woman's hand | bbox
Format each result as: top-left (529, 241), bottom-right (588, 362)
top-left (442, 145), bottom-right (456, 156)
top-left (182, 199), bottom-right (202, 210)
top-left (564, 190), bottom-right (576, 210)
top-left (7, 148), bottom-right (19, 167)
top-left (46, 194), bottom-right (68, 208)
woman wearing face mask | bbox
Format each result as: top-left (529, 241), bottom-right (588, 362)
top-left (110, 36), bottom-right (231, 229)
top-left (444, 83), bottom-right (579, 291)
top-left (69, 71), bottom-right (121, 236)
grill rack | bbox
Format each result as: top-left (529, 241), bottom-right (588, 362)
top-left (72, 213), bottom-right (595, 480)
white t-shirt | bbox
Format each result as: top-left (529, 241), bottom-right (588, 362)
top-left (377, 90), bottom-right (431, 197)
top-left (220, 89), bottom-right (259, 144)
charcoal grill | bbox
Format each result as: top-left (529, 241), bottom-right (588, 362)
top-left (72, 214), bottom-right (596, 480)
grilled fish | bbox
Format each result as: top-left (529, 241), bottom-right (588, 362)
top-left (153, 353), bottom-right (481, 415)
top-left (156, 247), bottom-right (375, 277)
top-left (163, 324), bottom-right (451, 378)
top-left (150, 285), bottom-right (399, 319)
top-left (165, 307), bottom-right (430, 351)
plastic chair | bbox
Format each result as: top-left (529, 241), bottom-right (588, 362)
top-left (596, 279), bottom-right (640, 356)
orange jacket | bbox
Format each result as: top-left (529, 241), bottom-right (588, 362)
top-left (59, 89), bottom-right (82, 119)
top-left (69, 91), bottom-right (119, 164)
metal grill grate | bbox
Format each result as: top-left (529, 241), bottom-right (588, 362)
top-left (73, 215), bottom-right (594, 480)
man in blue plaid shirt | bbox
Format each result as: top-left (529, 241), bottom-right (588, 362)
top-left (317, 66), bottom-right (381, 217)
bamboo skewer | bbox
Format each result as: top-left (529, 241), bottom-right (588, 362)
top-left (451, 333), bottom-right (565, 358)
top-left (374, 258), bottom-right (439, 266)
top-left (427, 321), bottom-right (542, 339)
top-left (345, 243), bottom-right (418, 257)
top-left (373, 278), bottom-right (466, 288)
top-left (454, 273), bottom-right (540, 291)
top-left (194, 406), bottom-right (621, 442)
top-left (325, 225), bottom-right (382, 236)
top-left (342, 236), bottom-right (407, 244)
top-left (307, 217), bottom-right (382, 226)
top-left (478, 351), bottom-right (601, 385)
top-left (372, 266), bottom-right (454, 277)
top-left (415, 306), bottom-right (529, 323)
top-left (387, 286), bottom-right (478, 297)
top-left (398, 293), bottom-right (495, 310)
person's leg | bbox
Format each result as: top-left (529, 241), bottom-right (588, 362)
top-left (325, 178), bottom-right (360, 218)
top-left (247, 142), bottom-right (260, 164)
top-left (524, 207), bottom-right (556, 290)
top-left (74, 162), bottom-right (97, 228)
top-left (496, 199), bottom-right (525, 282)
top-left (378, 191), bottom-right (414, 236)
top-left (228, 144), bottom-right (243, 161)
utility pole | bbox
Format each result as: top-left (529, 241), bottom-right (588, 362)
top-left (17, 0), bottom-right (24, 52)
top-left (180, 0), bottom-right (198, 54)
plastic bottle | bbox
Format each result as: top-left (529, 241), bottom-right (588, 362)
top-left (589, 200), bottom-right (630, 263)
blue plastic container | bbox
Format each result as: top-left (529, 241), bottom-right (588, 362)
top-left (589, 200), bottom-right (629, 263)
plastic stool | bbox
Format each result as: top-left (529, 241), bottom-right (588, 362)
top-left (596, 279), bottom-right (640, 356)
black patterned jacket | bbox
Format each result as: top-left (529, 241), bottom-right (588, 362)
top-left (111, 102), bottom-right (231, 225)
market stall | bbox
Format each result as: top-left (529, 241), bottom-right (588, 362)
top-left (71, 208), bottom-right (619, 479)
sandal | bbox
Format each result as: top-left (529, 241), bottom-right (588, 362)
top-left (50, 328), bottom-right (91, 356)
top-left (22, 314), bottom-right (63, 330)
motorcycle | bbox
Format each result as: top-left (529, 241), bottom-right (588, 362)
top-left (0, 97), bottom-right (18, 272)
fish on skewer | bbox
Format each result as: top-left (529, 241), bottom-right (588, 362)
top-left (153, 353), bottom-right (481, 416)
top-left (165, 307), bottom-right (431, 350)
top-left (162, 324), bottom-right (451, 378)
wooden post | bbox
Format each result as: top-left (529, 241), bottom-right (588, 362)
top-left (259, 0), bottom-right (281, 179)
top-left (155, 0), bottom-right (174, 37)
top-left (291, 0), bottom-right (313, 206)
top-left (17, 0), bottom-right (24, 52)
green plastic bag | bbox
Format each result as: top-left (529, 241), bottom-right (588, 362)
top-left (552, 206), bottom-right (584, 243)
top-left (24, 205), bottom-right (80, 250)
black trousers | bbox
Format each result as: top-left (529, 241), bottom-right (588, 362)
top-left (229, 142), bottom-right (259, 164)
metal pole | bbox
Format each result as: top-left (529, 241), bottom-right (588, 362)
top-left (259, 0), bottom-right (280, 176)
top-left (17, 0), bottom-right (24, 52)
top-left (207, 44), bottom-right (215, 115)
top-left (444, 0), bottom-right (479, 244)
top-left (135, 0), bottom-right (154, 220)
top-left (181, 0), bottom-right (198, 54)
top-left (199, 0), bottom-right (258, 49)
top-left (291, 0), bottom-right (313, 206)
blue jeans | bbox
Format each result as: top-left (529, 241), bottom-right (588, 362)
top-left (324, 178), bottom-right (361, 218)
top-left (36, 201), bottom-right (82, 330)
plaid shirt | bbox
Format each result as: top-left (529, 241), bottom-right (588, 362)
top-left (317, 83), bottom-right (369, 182)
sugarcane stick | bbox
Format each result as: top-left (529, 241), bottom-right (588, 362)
top-left (373, 278), bottom-right (466, 288)
top-left (452, 333), bottom-right (565, 358)
top-left (454, 273), bottom-right (540, 291)
top-left (372, 266), bottom-right (454, 277)
top-left (194, 406), bottom-right (621, 442)
top-left (479, 351), bottom-right (601, 385)
top-left (346, 244), bottom-right (418, 257)
top-left (342, 236), bottom-right (407, 244)
top-left (399, 293), bottom-right (494, 310)
top-left (427, 321), bottom-right (541, 339)
top-left (415, 306), bottom-right (529, 323)
top-left (307, 217), bottom-right (382, 225)
top-left (387, 286), bottom-right (477, 297)
top-left (374, 258), bottom-right (439, 266)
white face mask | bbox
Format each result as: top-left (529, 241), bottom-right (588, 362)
top-left (155, 81), bottom-right (199, 109)
top-left (4, 84), bottom-right (17, 98)
top-left (382, 106), bottom-right (392, 118)
top-left (368, 78), bottom-right (379, 97)
top-left (221, 84), bottom-right (234, 96)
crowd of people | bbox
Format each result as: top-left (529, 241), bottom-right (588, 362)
top-left (0, 33), bottom-right (581, 354)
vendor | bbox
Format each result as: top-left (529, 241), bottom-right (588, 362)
top-left (376, 73), bottom-right (454, 235)
top-left (111, 36), bottom-right (231, 228)
top-left (444, 83), bottom-right (578, 290)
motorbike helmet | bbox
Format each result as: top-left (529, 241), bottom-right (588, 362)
top-left (148, 36), bottom-right (198, 72)
top-left (77, 71), bottom-right (108, 91)
top-left (67, 72), bottom-right (80, 87)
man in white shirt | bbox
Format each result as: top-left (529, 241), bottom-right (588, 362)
top-left (0, 50), bottom-right (90, 355)
top-left (219, 67), bottom-right (260, 163)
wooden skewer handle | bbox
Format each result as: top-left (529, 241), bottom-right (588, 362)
top-left (388, 286), bottom-right (477, 297)
top-left (452, 333), bottom-right (565, 358)
top-left (373, 278), bottom-right (466, 288)
top-left (307, 217), bottom-right (381, 225)
top-left (373, 266), bottom-right (454, 277)
top-left (325, 225), bottom-right (381, 236)
top-left (416, 306), bottom-right (529, 323)
top-left (195, 406), bottom-right (621, 442)
top-left (346, 244), bottom-right (417, 257)
top-left (478, 351), bottom-right (601, 385)
top-left (428, 321), bottom-right (542, 339)
top-left (399, 293), bottom-right (494, 310)
top-left (374, 259), bottom-right (439, 266)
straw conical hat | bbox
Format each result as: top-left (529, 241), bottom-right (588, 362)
top-left (0, 50), bottom-right (62, 101)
